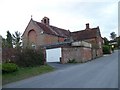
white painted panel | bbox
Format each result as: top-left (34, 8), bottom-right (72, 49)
top-left (46, 48), bottom-right (61, 62)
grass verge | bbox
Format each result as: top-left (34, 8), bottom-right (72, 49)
top-left (2, 64), bottom-right (54, 85)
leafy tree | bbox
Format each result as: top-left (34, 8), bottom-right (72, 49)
top-left (2, 37), bottom-right (6, 48)
top-left (110, 32), bottom-right (116, 40)
top-left (103, 37), bottom-right (109, 45)
top-left (12, 31), bottom-right (22, 49)
top-left (6, 31), bottom-right (13, 48)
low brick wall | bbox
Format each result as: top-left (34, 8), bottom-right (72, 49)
top-left (92, 48), bottom-right (103, 59)
top-left (81, 47), bottom-right (92, 62)
top-left (97, 48), bottom-right (103, 57)
top-left (61, 46), bottom-right (92, 64)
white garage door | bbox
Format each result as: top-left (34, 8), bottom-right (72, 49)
top-left (46, 48), bottom-right (61, 62)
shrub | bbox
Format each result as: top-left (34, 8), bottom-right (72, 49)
top-left (14, 48), bottom-right (44, 67)
top-left (102, 45), bottom-right (111, 54)
top-left (2, 63), bottom-right (18, 73)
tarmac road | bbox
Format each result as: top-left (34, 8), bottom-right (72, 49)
top-left (3, 50), bottom-right (118, 88)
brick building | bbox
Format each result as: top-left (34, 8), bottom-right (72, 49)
top-left (22, 17), bottom-right (70, 49)
top-left (22, 17), bottom-right (103, 58)
top-left (61, 41), bottom-right (92, 63)
top-left (72, 23), bottom-right (103, 58)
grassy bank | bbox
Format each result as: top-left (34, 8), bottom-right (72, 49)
top-left (2, 65), bottom-right (54, 85)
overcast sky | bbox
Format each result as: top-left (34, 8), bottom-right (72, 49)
top-left (0, 0), bottom-right (119, 40)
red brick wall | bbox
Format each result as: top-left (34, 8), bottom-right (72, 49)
top-left (82, 48), bottom-right (92, 62)
top-left (97, 48), bottom-right (103, 57)
top-left (58, 37), bottom-right (65, 42)
top-left (43, 34), bottom-right (58, 44)
top-left (96, 36), bottom-right (103, 57)
top-left (61, 46), bottom-right (92, 64)
top-left (43, 34), bottom-right (65, 45)
top-left (84, 37), bottom-right (103, 57)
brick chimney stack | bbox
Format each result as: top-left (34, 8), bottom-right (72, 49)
top-left (41, 17), bottom-right (49, 25)
top-left (86, 23), bottom-right (89, 30)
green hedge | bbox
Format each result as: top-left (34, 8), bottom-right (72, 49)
top-left (102, 45), bottom-right (111, 54)
top-left (2, 63), bottom-right (18, 73)
top-left (14, 48), bottom-right (44, 67)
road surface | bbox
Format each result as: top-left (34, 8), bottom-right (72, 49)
top-left (3, 50), bottom-right (118, 88)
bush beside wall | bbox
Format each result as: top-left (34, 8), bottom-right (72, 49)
top-left (102, 45), bottom-right (111, 54)
top-left (14, 48), bottom-right (44, 67)
top-left (2, 48), bottom-right (45, 67)
top-left (2, 63), bottom-right (18, 73)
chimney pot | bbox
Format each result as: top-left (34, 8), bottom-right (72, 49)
top-left (86, 23), bottom-right (89, 29)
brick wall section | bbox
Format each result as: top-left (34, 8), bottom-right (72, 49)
top-left (97, 36), bottom-right (103, 57)
top-left (84, 37), bottom-right (103, 57)
top-left (58, 37), bottom-right (65, 42)
top-left (82, 47), bottom-right (92, 62)
top-left (97, 48), bottom-right (103, 57)
top-left (61, 46), bottom-right (92, 64)
top-left (43, 34), bottom-right (59, 45)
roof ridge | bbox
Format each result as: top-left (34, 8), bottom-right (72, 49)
top-left (50, 25), bottom-right (69, 32)
top-left (91, 27), bottom-right (99, 29)
top-left (72, 27), bottom-right (99, 33)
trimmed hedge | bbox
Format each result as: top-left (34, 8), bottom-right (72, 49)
top-left (14, 48), bottom-right (44, 67)
top-left (2, 63), bottom-right (18, 73)
top-left (102, 45), bottom-right (111, 54)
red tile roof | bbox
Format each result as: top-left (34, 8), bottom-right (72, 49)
top-left (35, 20), bottom-right (101, 41)
top-left (23, 19), bottom-right (101, 41)
top-left (34, 21), bottom-right (70, 38)
top-left (71, 27), bottom-right (101, 41)
top-left (50, 25), bottom-right (70, 38)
